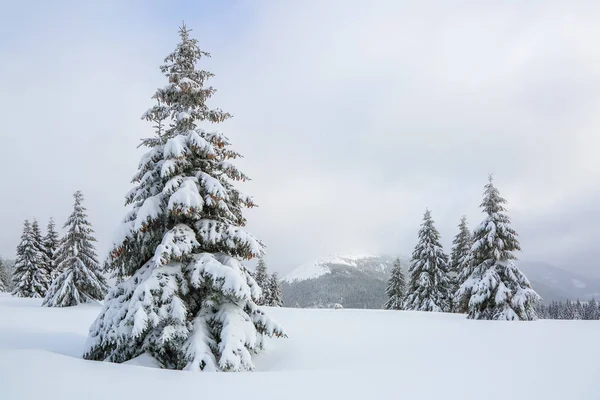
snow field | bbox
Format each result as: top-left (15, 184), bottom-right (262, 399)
top-left (0, 294), bottom-right (598, 400)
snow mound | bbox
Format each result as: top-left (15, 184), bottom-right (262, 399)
top-left (283, 253), bottom-right (379, 283)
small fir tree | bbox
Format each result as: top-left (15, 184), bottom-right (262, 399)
top-left (44, 217), bottom-right (60, 280)
top-left (384, 258), bottom-right (406, 310)
top-left (83, 24), bottom-right (285, 372)
top-left (12, 220), bottom-right (51, 297)
top-left (450, 216), bottom-right (473, 313)
top-left (0, 257), bottom-right (7, 292)
top-left (267, 272), bottom-right (283, 307)
top-left (535, 303), bottom-right (548, 319)
top-left (455, 176), bottom-right (540, 320)
top-left (585, 299), bottom-right (599, 320)
top-left (43, 191), bottom-right (108, 307)
top-left (404, 209), bottom-right (452, 312)
top-left (254, 257), bottom-right (270, 305)
top-left (563, 301), bottom-right (575, 319)
top-left (573, 300), bottom-right (582, 320)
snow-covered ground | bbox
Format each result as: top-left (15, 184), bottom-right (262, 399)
top-left (0, 293), bottom-right (598, 400)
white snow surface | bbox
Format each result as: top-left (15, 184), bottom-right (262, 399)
top-left (283, 253), bottom-right (379, 283)
top-left (1, 293), bottom-right (599, 400)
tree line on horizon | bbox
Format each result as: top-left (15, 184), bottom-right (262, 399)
top-left (536, 299), bottom-right (600, 320)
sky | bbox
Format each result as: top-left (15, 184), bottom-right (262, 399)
top-left (0, 1), bottom-right (598, 277)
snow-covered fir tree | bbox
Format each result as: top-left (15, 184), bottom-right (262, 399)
top-left (43, 191), bottom-right (108, 307)
top-left (0, 258), bottom-right (14, 292)
top-left (450, 216), bottom-right (473, 313)
top-left (83, 24), bottom-right (285, 371)
top-left (384, 258), bottom-right (405, 310)
top-left (585, 299), bottom-right (599, 320)
top-left (455, 176), bottom-right (540, 320)
top-left (12, 220), bottom-right (51, 297)
top-left (571, 301), bottom-right (580, 319)
top-left (541, 299), bottom-right (600, 320)
top-left (562, 301), bottom-right (575, 320)
top-left (267, 272), bottom-right (283, 307)
top-left (44, 217), bottom-right (60, 280)
top-left (404, 209), bottom-right (452, 312)
top-left (253, 257), bottom-right (270, 305)
top-left (31, 219), bottom-right (52, 284)
top-left (0, 257), bottom-right (7, 292)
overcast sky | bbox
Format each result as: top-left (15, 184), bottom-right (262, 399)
top-left (0, 1), bottom-right (598, 277)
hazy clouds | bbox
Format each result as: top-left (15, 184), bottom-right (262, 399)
top-left (0, 1), bottom-right (598, 276)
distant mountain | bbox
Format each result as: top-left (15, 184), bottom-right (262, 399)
top-left (517, 261), bottom-right (600, 302)
top-left (282, 254), bottom-right (400, 308)
top-left (282, 254), bottom-right (598, 308)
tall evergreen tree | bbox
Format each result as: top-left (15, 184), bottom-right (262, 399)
top-left (84, 24), bottom-right (285, 371)
top-left (450, 216), bottom-right (473, 313)
top-left (455, 176), bottom-right (540, 320)
top-left (254, 257), bottom-right (270, 305)
top-left (384, 258), bottom-right (405, 310)
top-left (43, 191), bottom-right (108, 307)
top-left (44, 217), bottom-right (60, 280)
top-left (12, 220), bottom-right (51, 297)
top-left (404, 209), bottom-right (452, 312)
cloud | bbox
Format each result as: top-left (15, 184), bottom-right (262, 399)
top-left (0, 0), bottom-right (598, 277)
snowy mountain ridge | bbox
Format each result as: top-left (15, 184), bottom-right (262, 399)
top-left (282, 253), bottom-right (383, 283)
top-left (281, 254), bottom-right (402, 308)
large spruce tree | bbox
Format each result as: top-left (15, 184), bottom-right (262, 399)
top-left (384, 258), bottom-right (406, 310)
top-left (12, 220), bottom-right (51, 297)
top-left (44, 217), bottom-right (60, 280)
top-left (404, 209), bottom-right (452, 312)
top-left (83, 24), bottom-right (285, 371)
top-left (43, 191), bottom-right (108, 307)
top-left (455, 176), bottom-right (540, 320)
top-left (449, 216), bottom-right (473, 313)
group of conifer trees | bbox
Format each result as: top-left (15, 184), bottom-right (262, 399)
top-left (537, 299), bottom-right (600, 320)
top-left (253, 258), bottom-right (284, 306)
top-left (3, 24), bottom-right (286, 373)
top-left (385, 177), bottom-right (541, 321)
top-left (9, 218), bottom-right (58, 298)
top-left (5, 191), bottom-right (107, 306)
